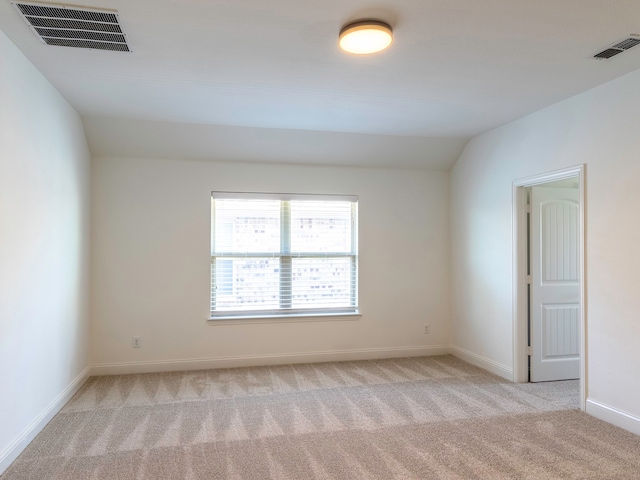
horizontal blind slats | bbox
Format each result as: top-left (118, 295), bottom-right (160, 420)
top-left (211, 194), bottom-right (358, 315)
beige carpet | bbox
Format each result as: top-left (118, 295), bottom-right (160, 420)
top-left (3, 355), bottom-right (640, 479)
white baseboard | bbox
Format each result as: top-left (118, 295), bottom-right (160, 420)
top-left (0, 366), bottom-right (91, 476)
top-left (91, 345), bottom-right (452, 375)
top-left (586, 399), bottom-right (640, 437)
top-left (450, 345), bottom-right (513, 380)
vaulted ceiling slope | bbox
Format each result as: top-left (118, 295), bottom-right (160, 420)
top-left (1, 0), bottom-right (640, 164)
top-left (82, 117), bottom-right (468, 169)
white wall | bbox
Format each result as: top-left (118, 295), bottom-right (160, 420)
top-left (0, 31), bottom-right (91, 472)
top-left (451, 67), bottom-right (640, 424)
top-left (91, 157), bottom-right (451, 372)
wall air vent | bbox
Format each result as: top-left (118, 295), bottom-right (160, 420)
top-left (594, 35), bottom-right (640, 60)
top-left (11, 1), bottom-right (131, 52)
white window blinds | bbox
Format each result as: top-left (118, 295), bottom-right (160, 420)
top-left (211, 193), bottom-right (358, 317)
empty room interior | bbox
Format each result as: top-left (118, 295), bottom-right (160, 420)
top-left (2, 0), bottom-right (640, 478)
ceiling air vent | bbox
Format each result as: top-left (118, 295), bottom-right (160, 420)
top-left (594, 36), bottom-right (640, 60)
top-left (11, 1), bottom-right (131, 52)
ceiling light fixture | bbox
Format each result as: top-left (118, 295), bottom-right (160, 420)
top-left (339, 20), bottom-right (393, 55)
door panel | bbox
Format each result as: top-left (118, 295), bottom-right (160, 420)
top-left (541, 200), bottom-right (579, 282)
top-left (530, 186), bottom-right (580, 382)
top-left (542, 304), bottom-right (580, 358)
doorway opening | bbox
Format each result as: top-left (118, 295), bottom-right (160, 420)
top-left (512, 166), bottom-right (586, 410)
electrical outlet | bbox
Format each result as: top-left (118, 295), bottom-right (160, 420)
top-left (132, 336), bottom-right (141, 348)
top-left (423, 324), bottom-right (430, 334)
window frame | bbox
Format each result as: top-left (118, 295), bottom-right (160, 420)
top-left (209, 192), bottom-right (359, 320)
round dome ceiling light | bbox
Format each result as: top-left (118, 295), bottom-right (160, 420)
top-left (339, 20), bottom-right (393, 55)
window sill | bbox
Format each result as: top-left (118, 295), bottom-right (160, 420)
top-left (207, 311), bottom-right (362, 325)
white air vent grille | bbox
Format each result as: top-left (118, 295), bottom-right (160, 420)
top-left (611, 37), bottom-right (640, 50)
top-left (12, 1), bottom-right (131, 52)
top-left (594, 48), bottom-right (624, 59)
top-left (594, 36), bottom-right (640, 60)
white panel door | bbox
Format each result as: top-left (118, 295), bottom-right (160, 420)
top-left (530, 186), bottom-right (580, 382)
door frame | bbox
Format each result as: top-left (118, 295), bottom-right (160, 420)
top-left (512, 165), bottom-right (586, 410)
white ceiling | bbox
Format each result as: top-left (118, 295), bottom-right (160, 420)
top-left (83, 117), bottom-right (468, 168)
top-left (2, 0), bottom-right (640, 166)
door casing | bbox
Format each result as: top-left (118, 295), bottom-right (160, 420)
top-left (512, 165), bottom-right (586, 410)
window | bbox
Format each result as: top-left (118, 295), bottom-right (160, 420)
top-left (211, 192), bottom-right (358, 318)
